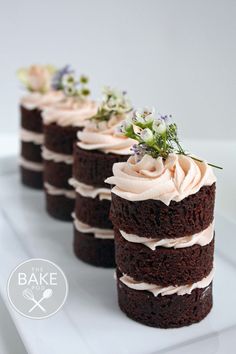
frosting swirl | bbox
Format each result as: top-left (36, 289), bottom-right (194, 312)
top-left (20, 91), bottom-right (64, 110)
top-left (77, 115), bottom-right (134, 155)
top-left (43, 98), bottom-right (98, 127)
top-left (106, 153), bottom-right (216, 205)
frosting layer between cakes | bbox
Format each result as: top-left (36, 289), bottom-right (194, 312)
top-left (119, 222), bottom-right (214, 249)
top-left (20, 128), bottom-right (44, 145)
top-left (20, 157), bottom-right (43, 171)
top-left (69, 178), bottom-right (111, 200)
top-left (120, 269), bottom-right (214, 297)
top-left (44, 182), bottom-right (75, 199)
top-left (42, 147), bottom-right (73, 164)
top-left (73, 214), bottom-right (114, 239)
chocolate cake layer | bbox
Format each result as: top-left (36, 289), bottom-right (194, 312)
top-left (115, 229), bottom-right (214, 286)
top-left (73, 145), bottom-right (129, 188)
top-left (20, 106), bottom-right (42, 133)
top-left (43, 160), bottom-right (73, 189)
top-left (44, 123), bottom-right (80, 154)
top-left (73, 227), bottom-right (115, 268)
top-left (110, 184), bottom-right (215, 239)
top-left (45, 193), bottom-right (74, 221)
top-left (21, 141), bottom-right (42, 163)
top-left (75, 193), bottom-right (112, 229)
top-left (117, 271), bottom-right (213, 328)
top-left (21, 167), bottom-right (43, 189)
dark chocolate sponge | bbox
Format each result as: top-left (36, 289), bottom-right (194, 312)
top-left (75, 193), bottom-right (112, 229)
top-left (73, 227), bottom-right (115, 268)
top-left (20, 106), bottom-right (42, 133)
top-left (110, 184), bottom-right (215, 239)
top-left (117, 270), bottom-right (213, 328)
top-left (45, 193), bottom-right (74, 221)
top-left (44, 123), bottom-right (81, 155)
top-left (21, 141), bottom-right (42, 163)
top-left (73, 145), bottom-right (129, 188)
top-left (115, 229), bottom-right (214, 286)
top-left (43, 160), bottom-right (73, 189)
top-left (20, 166), bottom-right (43, 190)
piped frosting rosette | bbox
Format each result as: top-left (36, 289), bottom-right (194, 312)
top-left (43, 98), bottom-right (98, 127)
top-left (77, 115), bottom-right (135, 155)
top-left (106, 153), bottom-right (216, 206)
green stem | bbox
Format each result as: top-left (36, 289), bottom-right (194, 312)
top-left (190, 156), bottom-right (223, 170)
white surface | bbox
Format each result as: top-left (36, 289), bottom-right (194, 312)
top-left (1, 0), bottom-right (236, 139)
top-left (0, 142), bottom-right (235, 353)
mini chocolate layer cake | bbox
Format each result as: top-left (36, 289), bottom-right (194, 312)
top-left (43, 123), bottom-right (81, 221)
top-left (115, 229), bottom-right (215, 286)
top-left (72, 142), bottom-right (131, 267)
top-left (20, 106), bottom-right (44, 189)
top-left (117, 270), bottom-right (213, 328)
top-left (73, 146), bottom-right (129, 187)
top-left (110, 184), bottom-right (215, 239)
top-left (75, 193), bottom-right (112, 229)
top-left (74, 228), bottom-right (115, 268)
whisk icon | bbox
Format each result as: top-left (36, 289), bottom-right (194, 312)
top-left (22, 288), bottom-right (53, 313)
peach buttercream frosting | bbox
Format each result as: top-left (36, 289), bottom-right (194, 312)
top-left (77, 115), bottom-right (135, 155)
top-left (20, 90), bottom-right (65, 110)
top-left (105, 153), bottom-right (216, 205)
top-left (42, 98), bottom-right (98, 127)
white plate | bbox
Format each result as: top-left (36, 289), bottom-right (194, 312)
top-left (0, 157), bottom-right (236, 354)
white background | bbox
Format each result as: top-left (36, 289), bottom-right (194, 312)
top-left (0, 0), bottom-right (236, 139)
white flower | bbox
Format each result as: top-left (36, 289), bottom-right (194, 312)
top-left (140, 128), bottom-right (154, 143)
top-left (153, 118), bottom-right (166, 134)
top-left (62, 73), bottom-right (76, 88)
top-left (63, 85), bottom-right (77, 97)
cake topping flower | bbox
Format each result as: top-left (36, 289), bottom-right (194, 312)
top-left (17, 65), bottom-right (56, 94)
top-left (90, 86), bottom-right (132, 124)
top-left (120, 107), bottom-right (222, 169)
top-left (51, 65), bottom-right (90, 99)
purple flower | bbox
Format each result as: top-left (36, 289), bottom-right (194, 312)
top-left (51, 65), bottom-right (75, 90)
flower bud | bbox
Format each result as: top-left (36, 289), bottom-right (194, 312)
top-left (140, 128), bottom-right (154, 143)
top-left (153, 118), bottom-right (166, 134)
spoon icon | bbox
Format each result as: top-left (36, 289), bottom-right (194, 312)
top-left (28, 288), bottom-right (53, 313)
